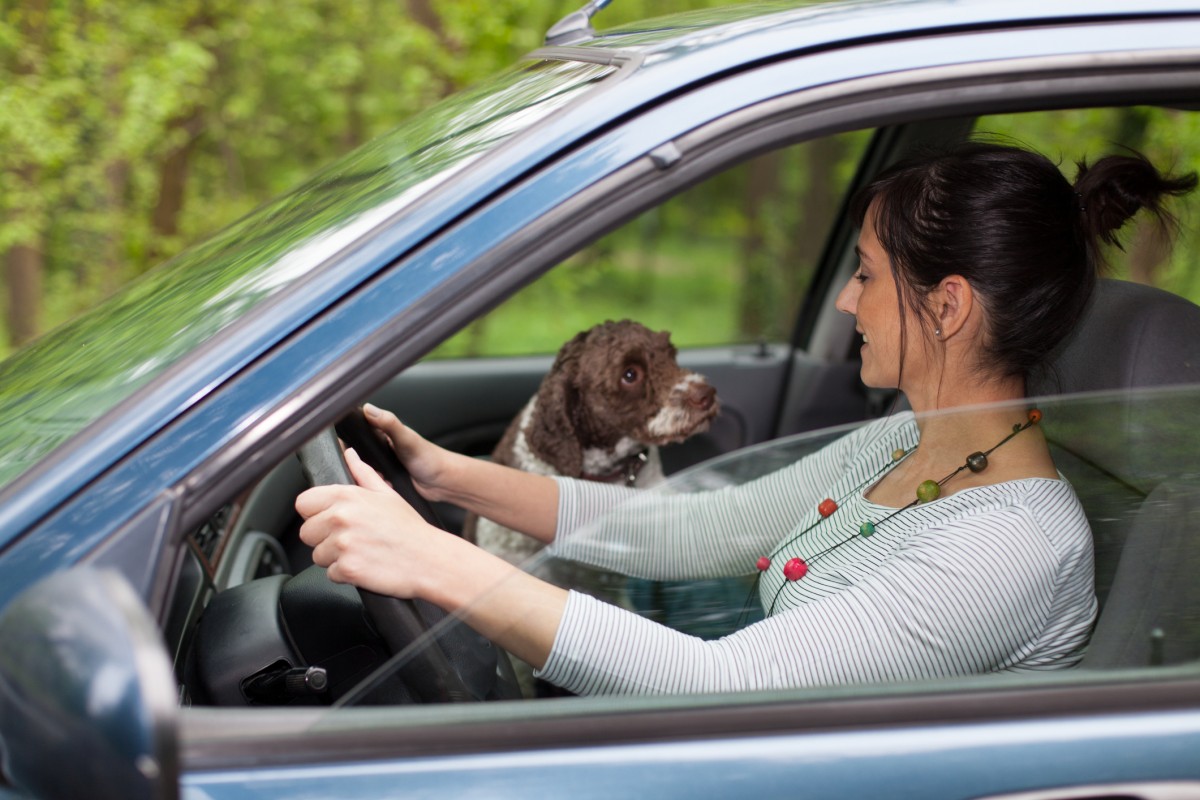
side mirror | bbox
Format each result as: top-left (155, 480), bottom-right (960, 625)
top-left (0, 567), bottom-right (178, 800)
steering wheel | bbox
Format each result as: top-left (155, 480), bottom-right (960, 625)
top-left (296, 408), bottom-right (519, 703)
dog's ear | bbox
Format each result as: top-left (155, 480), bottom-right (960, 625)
top-left (526, 332), bottom-right (587, 476)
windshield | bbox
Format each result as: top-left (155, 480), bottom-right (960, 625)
top-left (331, 385), bottom-right (1199, 709)
top-left (0, 58), bottom-right (615, 493)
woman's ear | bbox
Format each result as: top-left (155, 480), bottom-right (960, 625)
top-left (931, 274), bottom-right (976, 340)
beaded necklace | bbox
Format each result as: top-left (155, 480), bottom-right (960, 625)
top-left (751, 408), bottom-right (1043, 616)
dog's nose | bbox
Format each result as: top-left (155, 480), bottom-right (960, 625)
top-left (687, 382), bottom-right (717, 410)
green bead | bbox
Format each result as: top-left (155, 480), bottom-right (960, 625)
top-left (892, 448), bottom-right (906, 462)
top-left (916, 479), bottom-right (941, 503)
top-left (859, 521), bottom-right (876, 537)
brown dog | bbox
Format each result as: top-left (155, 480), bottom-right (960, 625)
top-left (466, 320), bottom-right (719, 567)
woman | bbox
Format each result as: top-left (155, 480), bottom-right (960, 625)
top-left (297, 142), bottom-right (1195, 695)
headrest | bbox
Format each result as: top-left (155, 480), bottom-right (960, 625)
top-left (1029, 279), bottom-right (1200, 494)
top-left (1029, 278), bottom-right (1200, 396)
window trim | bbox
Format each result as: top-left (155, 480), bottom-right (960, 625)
top-left (181, 665), bottom-right (1200, 768)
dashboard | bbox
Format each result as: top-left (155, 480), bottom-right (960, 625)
top-left (168, 456), bottom-right (312, 706)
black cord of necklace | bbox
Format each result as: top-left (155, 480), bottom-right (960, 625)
top-left (765, 447), bottom-right (913, 562)
top-left (737, 454), bottom-right (910, 624)
top-left (741, 414), bottom-right (1040, 621)
top-left (929, 416), bottom-right (1037, 492)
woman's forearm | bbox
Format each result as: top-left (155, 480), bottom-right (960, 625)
top-left (420, 533), bottom-right (566, 669)
top-left (432, 452), bottom-right (560, 544)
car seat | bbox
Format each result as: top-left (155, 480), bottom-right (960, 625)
top-left (1028, 278), bottom-right (1200, 668)
top-left (1080, 481), bottom-right (1200, 667)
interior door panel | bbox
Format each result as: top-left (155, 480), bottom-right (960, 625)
top-left (372, 342), bottom-right (868, 481)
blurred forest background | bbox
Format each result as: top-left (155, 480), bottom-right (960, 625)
top-left (0, 0), bottom-right (736, 356)
top-left (3, 1), bottom-right (1199, 359)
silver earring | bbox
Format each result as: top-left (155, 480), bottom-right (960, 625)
top-left (934, 327), bottom-right (942, 338)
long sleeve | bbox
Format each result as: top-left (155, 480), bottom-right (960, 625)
top-left (546, 419), bottom-right (878, 581)
top-left (537, 478), bottom-right (1096, 694)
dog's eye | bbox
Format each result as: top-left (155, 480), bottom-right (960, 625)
top-left (621, 365), bottom-right (644, 386)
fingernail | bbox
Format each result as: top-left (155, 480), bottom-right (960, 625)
top-left (363, 403), bottom-right (380, 417)
top-left (345, 447), bottom-right (359, 460)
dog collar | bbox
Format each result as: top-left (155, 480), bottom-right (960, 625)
top-left (582, 448), bottom-right (649, 487)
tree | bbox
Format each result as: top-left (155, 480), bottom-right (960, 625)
top-left (2, 0), bottom-right (51, 348)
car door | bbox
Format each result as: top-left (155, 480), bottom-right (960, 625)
top-left (9, 382), bottom-right (1200, 800)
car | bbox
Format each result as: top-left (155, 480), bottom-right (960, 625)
top-left (4, 0), bottom-right (1200, 797)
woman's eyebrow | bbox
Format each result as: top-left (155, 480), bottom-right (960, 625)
top-left (854, 245), bottom-right (869, 263)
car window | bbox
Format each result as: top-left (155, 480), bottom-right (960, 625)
top-left (333, 107), bottom-right (1200, 709)
top-left (174, 100), bottom-right (1200, 736)
top-left (329, 383), bottom-right (1200, 709)
top-left (974, 106), bottom-right (1200, 303)
top-left (428, 129), bottom-right (872, 357)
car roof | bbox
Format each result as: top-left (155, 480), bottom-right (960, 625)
top-left (2, 0), bottom-right (1199, 545)
top-left (580, 0), bottom-right (1200, 57)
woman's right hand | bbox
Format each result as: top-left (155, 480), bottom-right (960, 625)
top-left (362, 403), bottom-right (452, 500)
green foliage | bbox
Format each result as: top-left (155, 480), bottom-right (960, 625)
top-left (0, 0), bottom-right (590, 353)
top-left (433, 129), bottom-right (873, 357)
top-left (978, 108), bottom-right (1200, 304)
top-left (4, 1), bottom-right (1200, 363)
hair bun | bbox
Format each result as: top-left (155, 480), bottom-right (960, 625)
top-left (1074, 152), bottom-right (1197, 248)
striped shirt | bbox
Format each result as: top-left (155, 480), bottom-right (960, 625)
top-left (538, 413), bottom-right (1097, 695)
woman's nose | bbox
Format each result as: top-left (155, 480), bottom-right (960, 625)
top-left (834, 276), bottom-right (858, 315)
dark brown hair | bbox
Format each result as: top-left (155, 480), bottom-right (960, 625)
top-left (850, 141), bottom-right (1196, 383)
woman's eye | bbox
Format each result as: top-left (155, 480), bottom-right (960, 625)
top-left (621, 366), bottom-right (643, 385)
top-left (854, 271), bottom-right (869, 283)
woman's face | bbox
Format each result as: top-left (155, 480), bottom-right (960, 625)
top-left (835, 203), bottom-right (917, 390)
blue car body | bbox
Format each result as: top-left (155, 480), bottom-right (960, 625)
top-left (3, 1), bottom-right (1200, 798)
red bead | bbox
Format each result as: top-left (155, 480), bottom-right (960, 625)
top-left (818, 498), bottom-right (838, 517)
top-left (756, 556), bottom-right (771, 572)
top-left (1028, 408), bottom-right (1042, 423)
top-left (783, 557), bottom-right (808, 581)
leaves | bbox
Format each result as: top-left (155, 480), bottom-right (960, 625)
top-left (0, 0), bottom-right (579, 352)
top-left (5, 3), bottom-right (1200, 357)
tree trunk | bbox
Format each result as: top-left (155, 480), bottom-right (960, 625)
top-left (146, 9), bottom-right (215, 269)
top-left (150, 110), bottom-right (205, 255)
top-left (1127, 219), bottom-right (1173, 286)
top-left (405, 0), bottom-right (460, 95)
top-left (406, 0), bottom-right (453, 49)
top-left (738, 151), bottom-right (783, 339)
top-left (342, 71), bottom-right (368, 152)
top-left (5, 241), bottom-right (44, 348)
top-left (4, 0), bottom-right (49, 347)
top-left (788, 135), bottom-right (847, 300)
top-left (102, 159), bottom-right (132, 292)
top-left (152, 120), bottom-right (202, 237)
